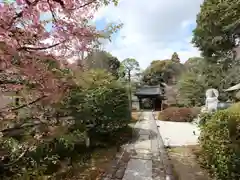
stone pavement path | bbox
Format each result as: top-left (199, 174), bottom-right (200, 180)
top-left (102, 111), bottom-right (174, 180)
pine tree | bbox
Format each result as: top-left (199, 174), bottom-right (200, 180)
top-left (171, 52), bottom-right (180, 63)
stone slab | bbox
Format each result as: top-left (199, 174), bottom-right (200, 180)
top-left (138, 134), bottom-right (150, 141)
top-left (151, 139), bottom-right (159, 153)
top-left (131, 152), bottom-right (152, 160)
top-left (134, 140), bottom-right (151, 150)
top-left (123, 159), bottom-right (152, 180)
top-left (122, 172), bottom-right (152, 180)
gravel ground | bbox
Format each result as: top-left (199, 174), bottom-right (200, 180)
top-left (156, 120), bottom-right (200, 147)
top-left (156, 120), bottom-right (212, 180)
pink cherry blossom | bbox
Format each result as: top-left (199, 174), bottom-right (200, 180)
top-left (0, 0), bottom-right (110, 105)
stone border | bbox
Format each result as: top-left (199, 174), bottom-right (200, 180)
top-left (102, 111), bottom-right (176, 180)
top-left (152, 111), bottom-right (176, 180)
top-left (101, 112), bottom-right (143, 180)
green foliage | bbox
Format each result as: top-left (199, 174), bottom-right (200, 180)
top-left (178, 57), bottom-right (240, 107)
top-left (192, 0), bottom-right (240, 58)
top-left (121, 58), bottom-right (140, 72)
top-left (184, 57), bottom-right (205, 73)
top-left (120, 58), bottom-right (140, 82)
top-left (84, 51), bottom-right (120, 78)
top-left (177, 60), bottom-right (200, 107)
top-left (171, 52), bottom-right (180, 63)
top-left (199, 108), bottom-right (240, 180)
top-left (177, 71), bottom-right (206, 107)
top-left (198, 112), bottom-right (212, 126)
top-left (1, 132), bottom-right (86, 179)
top-left (227, 102), bottom-right (240, 112)
top-left (142, 59), bottom-right (184, 85)
top-left (66, 70), bottom-right (130, 134)
top-left (0, 69), bottom-right (131, 179)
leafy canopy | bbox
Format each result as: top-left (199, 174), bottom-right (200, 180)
top-left (120, 58), bottom-right (140, 80)
top-left (192, 0), bottom-right (240, 58)
top-left (84, 51), bottom-right (120, 78)
top-left (177, 57), bottom-right (240, 107)
top-left (171, 52), bottom-right (180, 63)
top-left (0, 0), bottom-right (120, 109)
top-left (121, 58), bottom-right (140, 72)
top-left (66, 69), bottom-right (130, 133)
top-left (142, 57), bottom-right (184, 85)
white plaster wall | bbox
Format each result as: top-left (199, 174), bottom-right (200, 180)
top-left (132, 101), bottom-right (140, 110)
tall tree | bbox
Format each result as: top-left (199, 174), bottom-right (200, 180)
top-left (84, 51), bottom-right (120, 78)
top-left (121, 58), bottom-right (140, 82)
top-left (177, 71), bottom-right (206, 107)
top-left (120, 58), bottom-right (140, 111)
top-left (171, 52), bottom-right (180, 63)
top-left (177, 57), bottom-right (240, 107)
top-left (142, 59), bottom-right (184, 85)
top-left (192, 0), bottom-right (240, 59)
top-left (184, 57), bottom-right (205, 73)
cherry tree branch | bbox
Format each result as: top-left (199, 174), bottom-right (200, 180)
top-left (18, 40), bottom-right (66, 51)
top-left (11, 95), bottom-right (47, 111)
top-left (7, 0), bottom-right (40, 29)
top-left (69, 0), bottom-right (97, 10)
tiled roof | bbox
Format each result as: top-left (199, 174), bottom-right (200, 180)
top-left (135, 85), bottom-right (162, 96)
top-left (224, 83), bottom-right (240, 92)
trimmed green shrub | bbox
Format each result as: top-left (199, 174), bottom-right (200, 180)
top-left (199, 109), bottom-right (240, 180)
top-left (228, 102), bottom-right (240, 112)
top-left (66, 70), bottom-right (130, 135)
top-left (158, 107), bottom-right (200, 122)
top-left (198, 112), bottom-right (212, 126)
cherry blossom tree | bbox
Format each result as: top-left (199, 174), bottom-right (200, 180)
top-left (0, 0), bottom-right (119, 114)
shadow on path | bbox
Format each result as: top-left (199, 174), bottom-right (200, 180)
top-left (130, 127), bottom-right (158, 143)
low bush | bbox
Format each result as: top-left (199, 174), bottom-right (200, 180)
top-left (198, 112), bottom-right (212, 126)
top-left (0, 70), bottom-right (131, 179)
top-left (0, 125), bottom-right (134, 179)
top-left (228, 102), bottom-right (240, 112)
top-left (199, 108), bottom-right (240, 180)
top-left (0, 130), bottom-right (89, 179)
top-left (66, 70), bottom-right (130, 135)
top-left (158, 107), bottom-right (200, 122)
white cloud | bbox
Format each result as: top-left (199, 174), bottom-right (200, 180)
top-left (94, 0), bottom-right (203, 68)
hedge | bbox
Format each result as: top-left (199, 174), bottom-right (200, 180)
top-left (199, 106), bottom-right (240, 180)
top-left (228, 102), bottom-right (240, 112)
top-left (0, 70), bottom-right (131, 179)
top-left (65, 70), bottom-right (130, 135)
top-left (158, 107), bottom-right (200, 122)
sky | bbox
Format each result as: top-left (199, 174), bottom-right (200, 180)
top-left (0, 0), bottom-right (203, 69)
top-left (93, 0), bottom-right (204, 69)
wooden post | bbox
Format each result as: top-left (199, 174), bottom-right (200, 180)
top-left (139, 98), bottom-right (142, 110)
top-left (152, 98), bottom-right (156, 111)
top-left (161, 99), bottom-right (163, 111)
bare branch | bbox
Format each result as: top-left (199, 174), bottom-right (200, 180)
top-left (52, 0), bottom-right (65, 8)
top-left (18, 40), bottom-right (66, 51)
top-left (2, 149), bottom-right (28, 167)
top-left (10, 95), bottom-right (47, 111)
top-left (47, 0), bottom-right (58, 23)
top-left (68, 0), bottom-right (97, 10)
